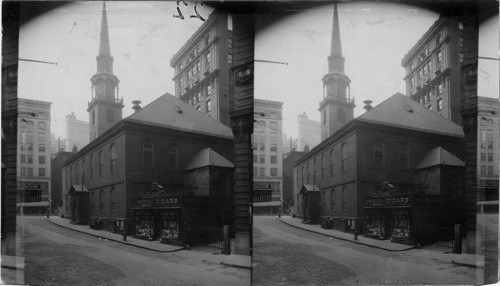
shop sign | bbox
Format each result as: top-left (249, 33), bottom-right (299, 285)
top-left (363, 195), bottom-right (411, 207)
top-left (153, 196), bottom-right (180, 207)
top-left (133, 198), bottom-right (153, 208)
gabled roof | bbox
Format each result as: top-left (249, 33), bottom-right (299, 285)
top-left (416, 147), bottom-right (465, 169)
top-left (125, 93), bottom-right (233, 139)
top-left (300, 184), bottom-right (320, 194)
top-left (69, 185), bottom-right (89, 194)
top-left (356, 93), bottom-right (464, 137)
top-left (185, 148), bottom-right (234, 170)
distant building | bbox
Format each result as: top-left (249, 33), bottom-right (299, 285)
top-left (65, 112), bottom-right (89, 152)
top-left (282, 133), bottom-right (298, 156)
top-left (282, 151), bottom-right (306, 212)
top-left (50, 133), bottom-right (66, 158)
top-left (170, 11), bottom-right (234, 127)
top-left (477, 96), bottom-right (499, 210)
top-left (297, 112), bottom-right (321, 151)
top-left (253, 99), bottom-right (283, 214)
top-left (17, 98), bottom-right (52, 215)
top-left (401, 17), bottom-right (474, 126)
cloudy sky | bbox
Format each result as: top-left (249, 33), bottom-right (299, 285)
top-left (19, 1), bottom-right (213, 140)
top-left (255, 2), bottom-right (499, 140)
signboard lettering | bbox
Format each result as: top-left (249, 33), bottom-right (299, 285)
top-left (363, 195), bottom-right (411, 207)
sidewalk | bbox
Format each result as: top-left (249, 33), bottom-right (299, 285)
top-left (278, 216), bottom-right (415, 251)
top-left (45, 216), bottom-right (251, 269)
top-left (277, 216), bottom-right (484, 268)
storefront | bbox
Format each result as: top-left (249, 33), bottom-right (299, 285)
top-left (363, 194), bottom-right (463, 245)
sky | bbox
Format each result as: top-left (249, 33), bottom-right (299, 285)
top-left (255, 1), bottom-right (499, 140)
top-left (18, 1), bottom-right (213, 141)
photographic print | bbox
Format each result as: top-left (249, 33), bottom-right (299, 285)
top-left (2, 1), bottom-right (252, 285)
top-left (253, 1), bottom-right (498, 285)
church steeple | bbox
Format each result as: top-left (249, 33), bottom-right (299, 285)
top-left (88, 1), bottom-right (123, 142)
top-left (319, 3), bottom-right (355, 141)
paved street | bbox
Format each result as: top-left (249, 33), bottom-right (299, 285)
top-left (20, 216), bottom-right (250, 286)
top-left (253, 216), bottom-right (479, 286)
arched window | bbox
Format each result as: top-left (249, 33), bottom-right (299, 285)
top-left (374, 139), bottom-right (385, 169)
top-left (330, 149), bottom-right (334, 176)
top-left (341, 143), bottom-right (347, 172)
top-left (110, 188), bottom-right (116, 212)
top-left (168, 144), bottom-right (179, 171)
top-left (399, 143), bottom-right (409, 169)
top-left (99, 150), bottom-right (104, 176)
top-left (81, 159), bottom-right (85, 185)
top-left (99, 189), bottom-right (104, 211)
top-left (91, 110), bottom-right (96, 126)
top-left (341, 143), bottom-right (347, 173)
top-left (331, 189), bottom-right (336, 211)
top-left (143, 140), bottom-right (154, 169)
top-left (341, 186), bottom-right (347, 210)
top-left (321, 154), bottom-right (325, 179)
top-left (110, 144), bottom-right (117, 173)
top-left (338, 108), bottom-right (346, 123)
top-left (296, 169), bottom-right (300, 189)
top-left (90, 155), bottom-right (94, 179)
top-left (106, 108), bottom-right (114, 124)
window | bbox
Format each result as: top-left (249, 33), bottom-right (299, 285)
top-left (110, 144), bottom-right (117, 173)
top-left (259, 168), bottom-right (265, 177)
top-left (341, 143), bottom-right (347, 173)
top-left (399, 143), bottom-right (409, 169)
top-left (488, 166), bottom-right (493, 175)
top-left (75, 163), bottom-right (79, 184)
top-left (260, 155), bottom-right (265, 164)
top-left (438, 82), bottom-right (443, 94)
top-left (488, 153), bottom-right (493, 162)
top-left (38, 122), bottom-right (46, 131)
top-left (206, 100), bottom-right (212, 112)
top-left (21, 167), bottom-right (26, 177)
top-left (341, 187), bottom-right (347, 211)
top-left (374, 139), bottom-right (385, 168)
top-left (436, 50), bottom-right (442, 66)
top-left (331, 189), bottom-right (336, 211)
top-left (459, 21), bottom-right (463, 29)
top-left (110, 188), bottom-right (116, 212)
top-left (228, 54), bottom-right (233, 64)
top-left (70, 166), bottom-right (73, 185)
top-left (296, 169), bottom-right (300, 188)
top-left (459, 36), bottom-right (463, 48)
top-left (301, 166), bottom-right (304, 185)
top-left (143, 140), bottom-right (154, 169)
top-left (270, 144), bottom-right (277, 152)
top-left (205, 52), bottom-right (211, 71)
top-left (330, 149), bottom-right (334, 176)
top-left (21, 154), bottom-right (26, 163)
top-left (270, 155), bottom-right (277, 164)
top-left (168, 145), bottom-right (178, 171)
top-left (270, 168), bottom-right (277, 177)
top-left (106, 108), bottom-right (114, 123)
top-left (481, 166), bottom-right (487, 175)
top-left (100, 189), bottom-right (104, 211)
top-left (259, 143), bottom-right (265, 151)
top-left (20, 132), bottom-right (26, 150)
top-left (459, 52), bottom-right (464, 63)
top-left (27, 168), bottom-right (33, 177)
top-left (39, 155), bottom-right (45, 165)
top-left (437, 99), bottom-right (443, 111)
top-left (338, 108), bottom-right (346, 123)
top-left (99, 150), bottom-right (104, 176)
top-left (228, 38), bottom-right (233, 49)
top-left (39, 144), bottom-right (46, 152)
top-left (321, 154), bottom-right (326, 179)
top-left (481, 153), bottom-right (486, 162)
top-left (90, 155), bottom-right (94, 179)
top-left (39, 168), bottom-right (45, 177)
top-left (28, 155), bottom-right (33, 164)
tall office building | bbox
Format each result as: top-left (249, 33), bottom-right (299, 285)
top-left (17, 98), bottom-right (52, 215)
top-left (401, 17), bottom-right (474, 126)
top-left (477, 96), bottom-right (499, 205)
top-left (253, 99), bottom-right (284, 214)
top-left (65, 112), bottom-right (89, 152)
top-left (170, 11), bottom-right (234, 127)
top-left (282, 133), bottom-right (299, 156)
top-left (297, 112), bottom-right (321, 151)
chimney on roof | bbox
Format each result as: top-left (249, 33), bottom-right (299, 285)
top-left (132, 100), bottom-right (142, 113)
top-left (363, 100), bottom-right (373, 112)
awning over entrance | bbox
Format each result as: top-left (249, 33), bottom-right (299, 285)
top-left (300, 184), bottom-right (319, 194)
top-left (68, 185), bottom-right (89, 195)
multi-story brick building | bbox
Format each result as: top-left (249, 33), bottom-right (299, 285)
top-left (17, 98), bottom-right (52, 215)
top-left (170, 11), bottom-right (234, 127)
top-left (253, 99), bottom-right (283, 214)
top-left (477, 96), bottom-right (499, 208)
top-left (297, 112), bottom-right (321, 151)
top-left (401, 17), bottom-right (474, 126)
